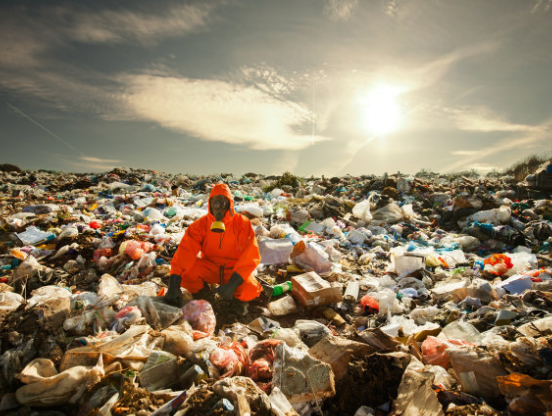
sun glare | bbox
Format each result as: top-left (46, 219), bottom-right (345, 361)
top-left (361, 85), bottom-right (402, 136)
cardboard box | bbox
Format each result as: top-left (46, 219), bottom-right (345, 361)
top-left (291, 271), bottom-right (343, 309)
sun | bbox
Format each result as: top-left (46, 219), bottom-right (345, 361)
top-left (360, 85), bottom-right (402, 136)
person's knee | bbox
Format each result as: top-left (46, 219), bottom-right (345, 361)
top-left (234, 279), bottom-right (262, 301)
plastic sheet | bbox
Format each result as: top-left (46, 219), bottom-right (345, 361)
top-left (16, 356), bottom-right (105, 406)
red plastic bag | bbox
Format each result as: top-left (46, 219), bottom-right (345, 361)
top-left (422, 336), bottom-right (473, 369)
top-left (124, 240), bottom-right (154, 261)
top-left (89, 221), bottom-right (102, 229)
top-left (181, 300), bottom-right (216, 340)
top-left (484, 253), bottom-right (513, 276)
top-left (210, 341), bottom-right (248, 378)
top-left (247, 339), bottom-right (282, 388)
top-left (360, 295), bottom-right (379, 313)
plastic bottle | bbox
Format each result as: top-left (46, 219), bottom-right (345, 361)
top-left (272, 281), bottom-right (292, 296)
top-left (177, 364), bottom-right (207, 388)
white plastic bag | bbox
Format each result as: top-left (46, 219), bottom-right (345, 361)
top-left (352, 198), bottom-right (373, 223)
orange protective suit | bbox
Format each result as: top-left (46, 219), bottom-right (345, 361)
top-left (170, 184), bottom-right (262, 301)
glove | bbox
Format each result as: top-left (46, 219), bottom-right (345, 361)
top-left (162, 274), bottom-right (184, 307)
top-left (215, 272), bottom-right (244, 301)
top-left (194, 286), bottom-right (212, 301)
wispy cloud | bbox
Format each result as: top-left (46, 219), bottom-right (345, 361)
top-left (323, 0), bottom-right (358, 21)
top-left (61, 156), bottom-right (124, 172)
top-left (451, 150), bottom-right (479, 156)
top-left (80, 156), bottom-right (123, 164)
top-left (408, 41), bottom-right (499, 91)
top-left (65, 3), bottom-right (217, 45)
top-left (443, 118), bottom-right (551, 173)
top-left (240, 63), bottom-right (297, 98)
top-left (0, 2), bottom-right (220, 69)
top-left (385, 0), bottom-right (400, 17)
top-left (531, 0), bottom-right (552, 13)
top-left (451, 106), bottom-right (544, 133)
top-left (119, 74), bottom-right (328, 151)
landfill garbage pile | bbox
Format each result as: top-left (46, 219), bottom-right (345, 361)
top-left (0, 166), bottom-right (552, 416)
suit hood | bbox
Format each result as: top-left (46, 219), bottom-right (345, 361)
top-left (208, 183), bottom-right (234, 220)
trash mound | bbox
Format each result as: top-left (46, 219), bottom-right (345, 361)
top-left (0, 166), bottom-right (552, 415)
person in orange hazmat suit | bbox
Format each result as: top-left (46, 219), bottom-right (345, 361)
top-left (162, 183), bottom-right (262, 307)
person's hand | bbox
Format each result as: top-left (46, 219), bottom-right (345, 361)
top-left (162, 274), bottom-right (184, 307)
top-left (215, 272), bottom-right (244, 301)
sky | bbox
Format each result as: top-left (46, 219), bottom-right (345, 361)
top-left (1, 0), bottom-right (551, 177)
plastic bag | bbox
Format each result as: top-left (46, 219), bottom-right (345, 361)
top-left (360, 295), bottom-right (379, 313)
top-left (401, 204), bottom-right (419, 221)
top-left (484, 253), bottom-right (513, 276)
top-left (63, 307), bottom-right (116, 335)
top-left (58, 226), bottom-right (79, 240)
top-left (247, 339), bottom-right (282, 383)
top-left (0, 292), bottom-right (24, 314)
top-left (112, 306), bottom-right (143, 332)
top-left (161, 324), bottom-right (195, 357)
top-left (421, 336), bottom-right (473, 369)
top-left (143, 207), bottom-right (163, 221)
top-left (210, 341), bottom-right (248, 378)
top-left (352, 198), bottom-right (373, 223)
top-left (369, 289), bottom-right (403, 315)
top-left (181, 300), bottom-right (216, 340)
top-left (121, 240), bottom-right (154, 261)
top-left (259, 238), bottom-right (294, 265)
top-left (128, 296), bottom-right (183, 330)
top-left (440, 320), bottom-right (482, 344)
top-left (27, 286), bottom-right (71, 309)
top-left (371, 203), bottom-right (403, 225)
top-left (290, 240), bottom-right (333, 274)
top-left (97, 274), bottom-right (124, 305)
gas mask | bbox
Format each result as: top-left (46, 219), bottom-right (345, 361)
top-left (210, 195), bottom-right (230, 233)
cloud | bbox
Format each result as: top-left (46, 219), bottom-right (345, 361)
top-left (408, 41), bottom-right (499, 91)
top-left (62, 156), bottom-right (124, 171)
top-left (323, 0), bottom-right (358, 21)
top-left (531, 0), bottom-right (552, 13)
top-left (451, 150), bottom-right (478, 156)
top-left (451, 106), bottom-right (544, 133)
top-left (66, 3), bottom-right (217, 45)
top-left (0, 2), bottom-right (219, 68)
top-left (385, 0), bottom-right (400, 17)
top-left (240, 63), bottom-right (297, 98)
top-left (443, 122), bottom-right (551, 173)
top-left (80, 156), bottom-right (123, 164)
top-left (119, 74), bottom-right (328, 151)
